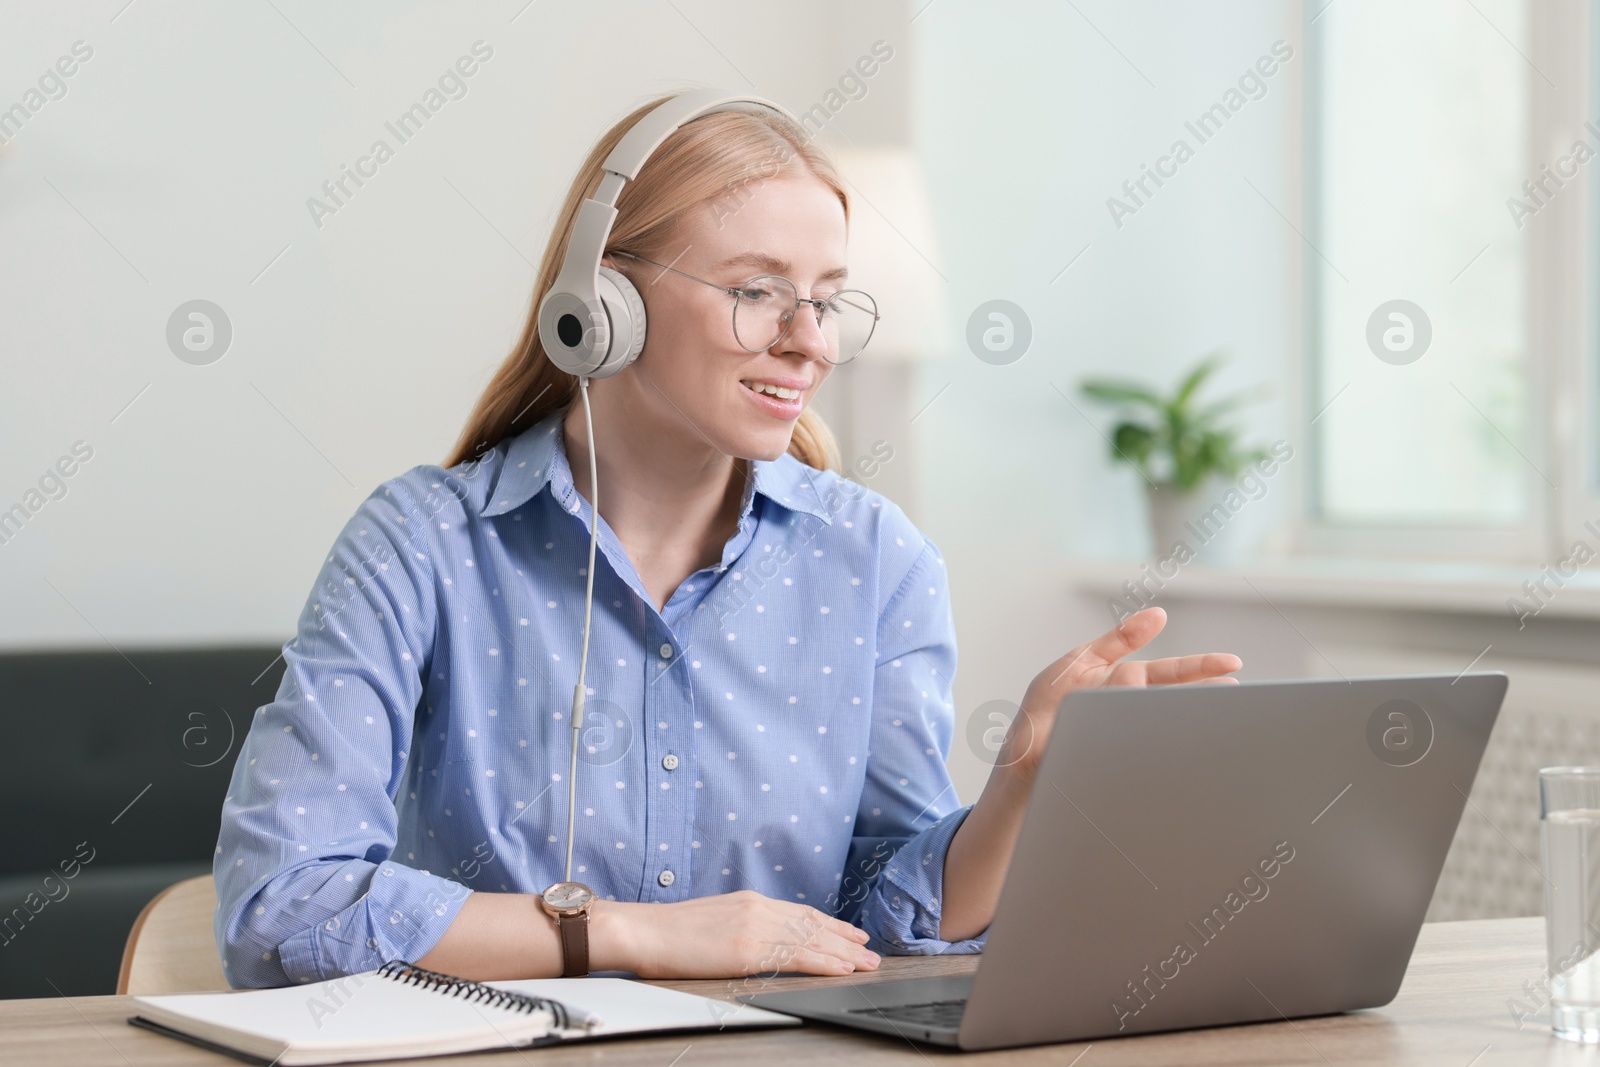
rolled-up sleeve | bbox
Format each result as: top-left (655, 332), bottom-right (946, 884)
top-left (841, 535), bottom-right (988, 955)
top-left (213, 476), bottom-right (472, 987)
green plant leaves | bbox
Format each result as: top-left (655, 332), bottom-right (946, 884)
top-left (1172, 352), bottom-right (1225, 411)
top-left (1111, 421), bottom-right (1157, 469)
top-left (1077, 351), bottom-right (1271, 491)
top-left (1079, 380), bottom-right (1165, 409)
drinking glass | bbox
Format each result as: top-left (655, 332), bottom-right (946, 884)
top-left (1541, 767), bottom-right (1600, 1042)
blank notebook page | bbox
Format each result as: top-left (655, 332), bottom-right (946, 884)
top-left (485, 976), bottom-right (803, 1034)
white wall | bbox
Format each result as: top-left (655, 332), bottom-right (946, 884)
top-left (0, 0), bottom-right (895, 642)
top-left (0, 1), bottom-right (1300, 807)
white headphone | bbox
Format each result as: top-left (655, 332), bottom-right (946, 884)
top-left (537, 89), bottom-right (803, 886)
top-left (536, 88), bottom-right (799, 379)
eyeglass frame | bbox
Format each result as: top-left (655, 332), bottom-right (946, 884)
top-left (608, 250), bottom-right (878, 364)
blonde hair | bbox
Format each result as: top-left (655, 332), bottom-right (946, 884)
top-left (443, 91), bottom-right (845, 472)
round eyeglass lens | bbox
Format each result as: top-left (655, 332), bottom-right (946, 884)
top-left (731, 276), bottom-right (879, 364)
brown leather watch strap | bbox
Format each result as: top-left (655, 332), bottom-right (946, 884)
top-left (557, 912), bottom-right (590, 977)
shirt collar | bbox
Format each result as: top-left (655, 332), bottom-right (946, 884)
top-left (480, 406), bottom-right (834, 525)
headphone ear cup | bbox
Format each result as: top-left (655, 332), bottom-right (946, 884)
top-left (591, 265), bottom-right (646, 378)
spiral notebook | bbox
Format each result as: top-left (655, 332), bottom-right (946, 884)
top-left (126, 959), bottom-right (801, 1066)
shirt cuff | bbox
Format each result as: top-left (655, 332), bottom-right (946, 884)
top-left (857, 804), bottom-right (989, 955)
top-left (277, 865), bottom-right (474, 984)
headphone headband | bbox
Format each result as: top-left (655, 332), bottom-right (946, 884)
top-left (538, 89), bottom-right (799, 379)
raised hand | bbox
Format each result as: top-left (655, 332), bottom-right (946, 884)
top-left (998, 606), bottom-right (1242, 781)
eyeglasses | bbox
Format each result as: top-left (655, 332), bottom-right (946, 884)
top-left (611, 250), bottom-right (879, 365)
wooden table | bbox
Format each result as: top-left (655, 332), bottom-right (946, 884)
top-left (0, 917), bottom-right (1589, 1064)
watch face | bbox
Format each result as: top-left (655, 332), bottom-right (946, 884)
top-left (543, 881), bottom-right (594, 911)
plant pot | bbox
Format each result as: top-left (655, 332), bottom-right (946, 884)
top-left (1144, 476), bottom-right (1253, 566)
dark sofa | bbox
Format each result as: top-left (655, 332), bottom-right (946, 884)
top-left (0, 645), bottom-right (284, 999)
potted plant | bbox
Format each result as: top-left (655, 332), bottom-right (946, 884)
top-left (1079, 352), bottom-right (1272, 563)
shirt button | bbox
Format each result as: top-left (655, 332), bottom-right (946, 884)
top-left (658, 869), bottom-right (676, 887)
top-left (661, 754), bottom-right (679, 771)
top-left (658, 643), bottom-right (673, 659)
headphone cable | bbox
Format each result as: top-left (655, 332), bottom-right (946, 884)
top-left (565, 377), bottom-right (599, 884)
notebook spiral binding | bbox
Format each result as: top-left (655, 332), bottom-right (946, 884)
top-left (376, 959), bottom-right (587, 1032)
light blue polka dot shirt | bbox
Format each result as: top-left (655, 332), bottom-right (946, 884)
top-left (214, 405), bottom-right (985, 988)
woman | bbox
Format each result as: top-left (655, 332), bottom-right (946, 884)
top-left (213, 90), bottom-right (1242, 988)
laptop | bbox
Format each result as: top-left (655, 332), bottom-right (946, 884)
top-left (738, 672), bottom-right (1508, 1051)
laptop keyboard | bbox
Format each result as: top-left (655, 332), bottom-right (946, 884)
top-left (847, 997), bottom-right (968, 1029)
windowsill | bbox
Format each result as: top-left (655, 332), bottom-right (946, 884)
top-left (1065, 554), bottom-right (1600, 621)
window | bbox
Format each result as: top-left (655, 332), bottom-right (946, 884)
top-left (1304, 0), bottom-right (1549, 561)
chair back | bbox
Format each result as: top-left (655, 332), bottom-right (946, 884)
top-left (117, 874), bottom-right (229, 995)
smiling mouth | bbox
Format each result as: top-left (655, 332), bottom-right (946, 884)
top-left (740, 380), bottom-right (803, 401)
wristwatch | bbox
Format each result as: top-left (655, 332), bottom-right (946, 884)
top-left (539, 881), bottom-right (597, 977)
